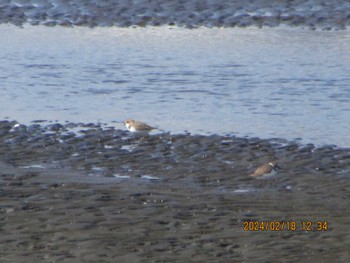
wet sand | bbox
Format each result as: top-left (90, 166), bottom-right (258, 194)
top-left (1, 0), bottom-right (349, 30)
top-left (1, 120), bottom-right (349, 262)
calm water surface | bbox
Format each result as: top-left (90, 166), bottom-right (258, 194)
top-left (1, 25), bottom-right (349, 146)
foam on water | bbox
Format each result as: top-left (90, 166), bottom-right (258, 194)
top-left (141, 175), bottom-right (161, 180)
top-left (21, 164), bottom-right (46, 169)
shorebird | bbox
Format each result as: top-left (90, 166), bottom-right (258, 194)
top-left (249, 161), bottom-right (281, 179)
top-left (123, 119), bottom-right (156, 135)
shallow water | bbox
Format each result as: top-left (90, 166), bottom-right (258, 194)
top-left (1, 25), bottom-right (350, 147)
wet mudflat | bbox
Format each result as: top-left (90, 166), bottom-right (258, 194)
top-left (2, 0), bottom-right (349, 261)
top-left (0, 120), bottom-right (349, 262)
top-left (2, 0), bottom-right (350, 30)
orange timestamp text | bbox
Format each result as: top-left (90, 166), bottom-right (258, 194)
top-left (243, 221), bottom-right (329, 231)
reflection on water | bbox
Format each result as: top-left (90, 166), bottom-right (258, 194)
top-left (1, 25), bottom-right (350, 146)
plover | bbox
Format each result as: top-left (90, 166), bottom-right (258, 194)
top-left (123, 119), bottom-right (156, 134)
top-left (250, 161), bottom-right (281, 179)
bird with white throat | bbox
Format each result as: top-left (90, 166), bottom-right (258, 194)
top-left (249, 161), bottom-right (281, 179)
top-left (123, 119), bottom-right (156, 135)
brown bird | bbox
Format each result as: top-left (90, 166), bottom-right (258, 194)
top-left (123, 119), bottom-right (156, 134)
top-left (250, 161), bottom-right (281, 179)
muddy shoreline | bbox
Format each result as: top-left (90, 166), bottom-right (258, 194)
top-left (1, 0), bottom-right (350, 30)
top-left (1, 120), bottom-right (349, 262)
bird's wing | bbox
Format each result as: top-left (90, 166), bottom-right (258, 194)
top-left (253, 164), bottom-right (272, 175)
top-left (134, 122), bottom-right (156, 130)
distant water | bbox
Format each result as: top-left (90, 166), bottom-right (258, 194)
top-left (1, 25), bottom-right (350, 147)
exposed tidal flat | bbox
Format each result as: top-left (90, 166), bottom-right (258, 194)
top-left (1, 120), bottom-right (350, 262)
top-left (1, 0), bottom-right (350, 261)
top-left (1, 0), bottom-right (350, 30)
